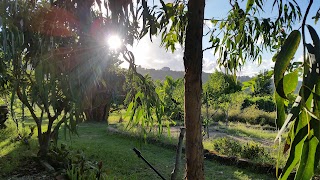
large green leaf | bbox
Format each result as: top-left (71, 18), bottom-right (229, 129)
top-left (275, 92), bottom-right (286, 128)
top-left (274, 69), bottom-right (298, 128)
top-left (307, 25), bottom-right (320, 53)
top-left (274, 30), bottom-right (301, 99)
top-left (281, 87), bottom-right (313, 179)
top-left (283, 70), bottom-right (298, 95)
top-left (295, 130), bottom-right (319, 180)
top-left (275, 95), bottom-right (301, 140)
top-left (280, 118), bottom-right (308, 179)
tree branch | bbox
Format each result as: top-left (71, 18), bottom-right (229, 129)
top-left (202, 45), bottom-right (216, 52)
top-left (16, 86), bottom-right (40, 126)
top-left (302, 0), bottom-right (313, 74)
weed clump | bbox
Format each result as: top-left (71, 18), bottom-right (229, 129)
top-left (212, 137), bottom-right (273, 163)
top-left (212, 137), bottom-right (242, 157)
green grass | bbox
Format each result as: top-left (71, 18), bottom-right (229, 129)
top-left (0, 121), bottom-right (39, 176)
top-left (108, 109), bottom-right (128, 124)
top-left (203, 122), bottom-right (290, 168)
top-left (1, 107), bottom-right (280, 179)
top-left (216, 122), bottom-right (279, 140)
top-left (59, 122), bottom-right (276, 179)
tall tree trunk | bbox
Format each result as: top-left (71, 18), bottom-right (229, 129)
top-left (183, 0), bottom-right (205, 179)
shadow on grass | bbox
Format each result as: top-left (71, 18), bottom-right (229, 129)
top-left (0, 120), bottom-right (41, 178)
top-left (60, 122), bottom-right (277, 180)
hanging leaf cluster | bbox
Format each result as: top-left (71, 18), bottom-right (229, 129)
top-left (274, 26), bottom-right (320, 179)
top-left (124, 70), bottom-right (164, 136)
top-left (210, 0), bottom-right (301, 74)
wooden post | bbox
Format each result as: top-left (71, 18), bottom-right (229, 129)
top-left (171, 127), bottom-right (186, 180)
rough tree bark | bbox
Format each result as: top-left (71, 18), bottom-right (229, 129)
top-left (183, 0), bottom-right (205, 179)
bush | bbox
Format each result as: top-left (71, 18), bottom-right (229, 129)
top-left (228, 107), bottom-right (244, 123)
top-left (238, 105), bottom-right (276, 126)
top-left (212, 138), bottom-right (274, 163)
top-left (211, 110), bottom-right (226, 123)
top-left (241, 142), bottom-right (266, 159)
top-left (241, 96), bottom-right (275, 112)
top-left (201, 107), bottom-right (226, 123)
top-left (48, 144), bottom-right (107, 179)
top-left (213, 137), bottom-right (242, 156)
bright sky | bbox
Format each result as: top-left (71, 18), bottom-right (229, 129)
top-left (123, 0), bottom-right (320, 77)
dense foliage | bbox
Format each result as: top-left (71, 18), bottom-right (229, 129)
top-left (1, 0), bottom-right (320, 179)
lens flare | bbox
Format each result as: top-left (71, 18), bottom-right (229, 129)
top-left (107, 35), bottom-right (122, 50)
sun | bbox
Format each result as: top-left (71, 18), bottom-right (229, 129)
top-left (107, 35), bottom-right (122, 50)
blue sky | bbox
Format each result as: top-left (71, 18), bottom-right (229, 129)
top-left (125, 0), bottom-right (320, 77)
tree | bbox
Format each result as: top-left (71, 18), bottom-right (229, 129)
top-left (243, 70), bottom-right (273, 96)
top-left (182, 1), bottom-right (205, 178)
top-left (0, 1), bottom-right (82, 157)
top-left (0, 0), bottom-right (130, 157)
top-left (203, 71), bottom-right (242, 106)
top-left (203, 71), bottom-right (242, 125)
top-left (157, 0), bottom-right (301, 178)
top-left (156, 76), bottom-right (183, 122)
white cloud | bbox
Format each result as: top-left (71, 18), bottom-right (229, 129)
top-left (121, 36), bottom-right (184, 71)
top-left (238, 58), bottom-right (274, 77)
top-left (203, 57), bottom-right (217, 73)
top-left (204, 20), bottom-right (213, 29)
top-left (120, 35), bottom-right (276, 78)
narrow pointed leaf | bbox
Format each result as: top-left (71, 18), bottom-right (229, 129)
top-left (295, 132), bottom-right (319, 180)
top-left (275, 92), bottom-right (286, 128)
top-left (307, 25), bottom-right (320, 51)
top-left (280, 122), bottom-right (308, 179)
top-left (246, 0), bottom-right (254, 14)
top-left (275, 95), bottom-right (301, 141)
top-left (274, 30), bottom-right (301, 99)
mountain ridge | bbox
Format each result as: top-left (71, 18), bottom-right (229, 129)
top-left (136, 66), bottom-right (252, 83)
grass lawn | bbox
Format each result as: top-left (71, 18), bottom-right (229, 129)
top-left (0, 109), bottom-right (277, 179)
top-left (59, 122), bottom-right (276, 179)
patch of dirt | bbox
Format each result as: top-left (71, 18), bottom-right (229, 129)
top-left (205, 128), bottom-right (274, 146)
top-left (168, 125), bottom-right (274, 147)
top-left (2, 158), bottom-right (57, 180)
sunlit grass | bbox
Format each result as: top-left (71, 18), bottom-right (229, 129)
top-left (222, 122), bottom-right (280, 140)
top-left (108, 109), bottom-right (127, 124)
top-left (60, 122), bottom-right (276, 179)
top-left (0, 105), bottom-right (285, 178)
top-left (0, 120), bottom-right (39, 176)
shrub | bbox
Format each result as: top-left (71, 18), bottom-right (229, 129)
top-left (228, 107), bottom-right (244, 123)
top-left (201, 107), bottom-right (226, 123)
top-left (241, 96), bottom-right (275, 112)
top-left (48, 144), bottom-right (107, 179)
top-left (238, 105), bottom-right (276, 126)
top-left (212, 138), bottom-right (274, 163)
top-left (213, 137), bottom-right (242, 156)
top-left (241, 142), bottom-right (266, 159)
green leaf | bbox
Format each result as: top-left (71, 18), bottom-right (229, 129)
top-left (295, 133), bottom-right (319, 180)
top-left (283, 70), bottom-right (298, 95)
top-left (280, 120), bottom-right (308, 179)
top-left (245, 0), bottom-right (254, 14)
top-left (275, 95), bottom-right (301, 140)
top-left (274, 30), bottom-right (301, 99)
top-left (135, 107), bottom-right (143, 124)
top-left (307, 25), bottom-right (320, 51)
top-left (275, 92), bottom-right (286, 128)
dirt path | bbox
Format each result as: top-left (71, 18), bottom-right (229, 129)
top-left (169, 125), bottom-right (275, 147)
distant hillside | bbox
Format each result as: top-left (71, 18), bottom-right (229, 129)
top-left (136, 66), bottom-right (252, 83)
top-left (136, 66), bottom-right (302, 93)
